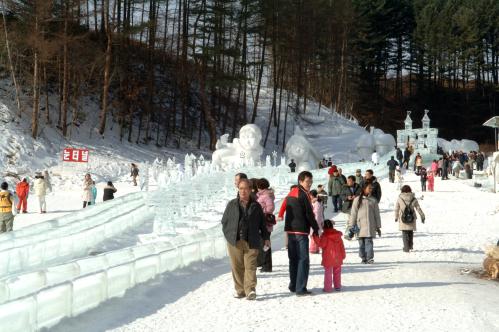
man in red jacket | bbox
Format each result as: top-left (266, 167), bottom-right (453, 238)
top-left (282, 171), bottom-right (319, 296)
top-left (15, 178), bottom-right (29, 213)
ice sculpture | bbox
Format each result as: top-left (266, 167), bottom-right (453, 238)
top-left (265, 155), bottom-right (271, 167)
top-left (492, 152), bottom-right (499, 192)
top-left (356, 133), bottom-right (375, 161)
top-left (438, 138), bottom-right (479, 153)
top-left (459, 139), bottom-right (479, 152)
top-left (285, 131), bottom-right (321, 172)
top-left (397, 110), bottom-right (438, 153)
top-left (211, 124), bottom-right (264, 169)
top-left (373, 130), bottom-right (396, 156)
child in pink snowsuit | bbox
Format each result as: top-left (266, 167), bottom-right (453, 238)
top-left (314, 219), bottom-right (346, 292)
top-left (427, 171), bottom-right (435, 192)
top-left (309, 189), bottom-right (324, 254)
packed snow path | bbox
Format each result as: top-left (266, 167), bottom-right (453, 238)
top-left (52, 173), bottom-right (499, 332)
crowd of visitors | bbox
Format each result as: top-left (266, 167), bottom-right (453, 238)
top-left (221, 146), bottom-right (491, 300)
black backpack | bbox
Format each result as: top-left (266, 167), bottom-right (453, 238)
top-left (401, 198), bottom-right (416, 224)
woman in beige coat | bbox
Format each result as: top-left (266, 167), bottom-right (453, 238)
top-left (395, 185), bottom-right (425, 252)
top-left (348, 182), bottom-right (382, 264)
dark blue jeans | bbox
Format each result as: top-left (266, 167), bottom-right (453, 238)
top-left (287, 233), bottom-right (310, 293)
top-left (358, 237), bottom-right (374, 261)
top-left (332, 195), bottom-right (342, 212)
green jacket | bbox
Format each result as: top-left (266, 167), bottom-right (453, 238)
top-left (328, 176), bottom-right (346, 196)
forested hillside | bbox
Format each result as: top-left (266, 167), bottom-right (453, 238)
top-left (0, 0), bottom-right (498, 149)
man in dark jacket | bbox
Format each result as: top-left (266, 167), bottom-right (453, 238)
top-left (386, 156), bottom-right (399, 183)
top-left (403, 148), bottom-right (411, 170)
top-left (130, 163), bottom-right (139, 186)
top-left (283, 171), bottom-right (319, 296)
top-left (396, 147), bottom-right (403, 166)
top-left (442, 156), bottom-right (450, 180)
top-left (364, 169), bottom-right (382, 202)
top-left (222, 178), bottom-right (270, 300)
top-left (341, 176), bottom-right (361, 214)
top-left (288, 159), bottom-right (297, 173)
top-left (103, 181), bottom-right (117, 201)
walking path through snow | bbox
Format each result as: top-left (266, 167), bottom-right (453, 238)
top-left (51, 173), bottom-right (499, 332)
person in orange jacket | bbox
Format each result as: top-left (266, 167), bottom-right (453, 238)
top-left (313, 219), bottom-right (346, 292)
top-left (15, 178), bottom-right (29, 213)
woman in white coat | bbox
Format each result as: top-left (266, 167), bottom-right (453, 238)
top-left (82, 174), bottom-right (93, 208)
top-left (34, 174), bottom-right (47, 213)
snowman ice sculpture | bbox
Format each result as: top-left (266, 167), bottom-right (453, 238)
top-left (285, 134), bottom-right (321, 172)
top-left (212, 124), bottom-right (264, 169)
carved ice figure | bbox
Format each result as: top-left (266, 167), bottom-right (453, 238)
top-left (265, 155), bottom-right (271, 167)
top-left (356, 133), bottom-right (375, 160)
top-left (211, 124), bottom-right (264, 169)
top-left (374, 132), bottom-right (396, 156)
top-left (438, 138), bottom-right (479, 153)
top-left (184, 154), bottom-right (192, 177)
top-left (285, 132), bottom-right (321, 172)
top-left (459, 139), bottom-right (479, 152)
top-left (215, 134), bottom-right (229, 150)
top-left (280, 156), bottom-right (286, 167)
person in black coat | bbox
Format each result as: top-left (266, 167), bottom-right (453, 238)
top-left (341, 176), bottom-right (361, 214)
top-left (363, 169), bottom-right (382, 203)
top-left (222, 178), bottom-right (270, 300)
top-left (130, 163), bottom-right (139, 186)
top-left (403, 148), bottom-right (411, 170)
top-left (442, 156), bottom-right (450, 180)
top-left (396, 147), bottom-right (403, 166)
top-left (386, 156), bottom-right (399, 183)
top-left (288, 159), bottom-right (297, 173)
top-left (103, 181), bottom-right (117, 201)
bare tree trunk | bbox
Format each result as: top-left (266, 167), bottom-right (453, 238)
top-left (337, 32), bottom-right (347, 113)
top-left (282, 92), bottom-right (291, 153)
top-left (98, 0), bottom-right (112, 135)
top-left (32, 51), bottom-right (40, 138)
top-left (198, 61), bottom-right (217, 150)
top-left (93, 0), bottom-right (98, 32)
top-left (44, 65), bottom-right (50, 124)
top-left (57, 56), bottom-right (62, 126)
top-left (1, 1), bottom-right (23, 117)
top-left (62, 3), bottom-right (70, 136)
top-left (250, 26), bottom-right (267, 123)
top-left (31, 13), bottom-right (40, 139)
top-left (275, 59), bottom-right (284, 145)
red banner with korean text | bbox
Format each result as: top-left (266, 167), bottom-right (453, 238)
top-left (62, 148), bottom-right (89, 163)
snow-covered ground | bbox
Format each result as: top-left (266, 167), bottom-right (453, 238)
top-left (2, 74), bottom-right (499, 332)
top-left (48, 172), bottom-right (499, 332)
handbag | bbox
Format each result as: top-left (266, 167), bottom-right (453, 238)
top-left (265, 213), bottom-right (276, 225)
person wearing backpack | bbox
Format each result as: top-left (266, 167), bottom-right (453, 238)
top-left (395, 185), bottom-right (425, 253)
